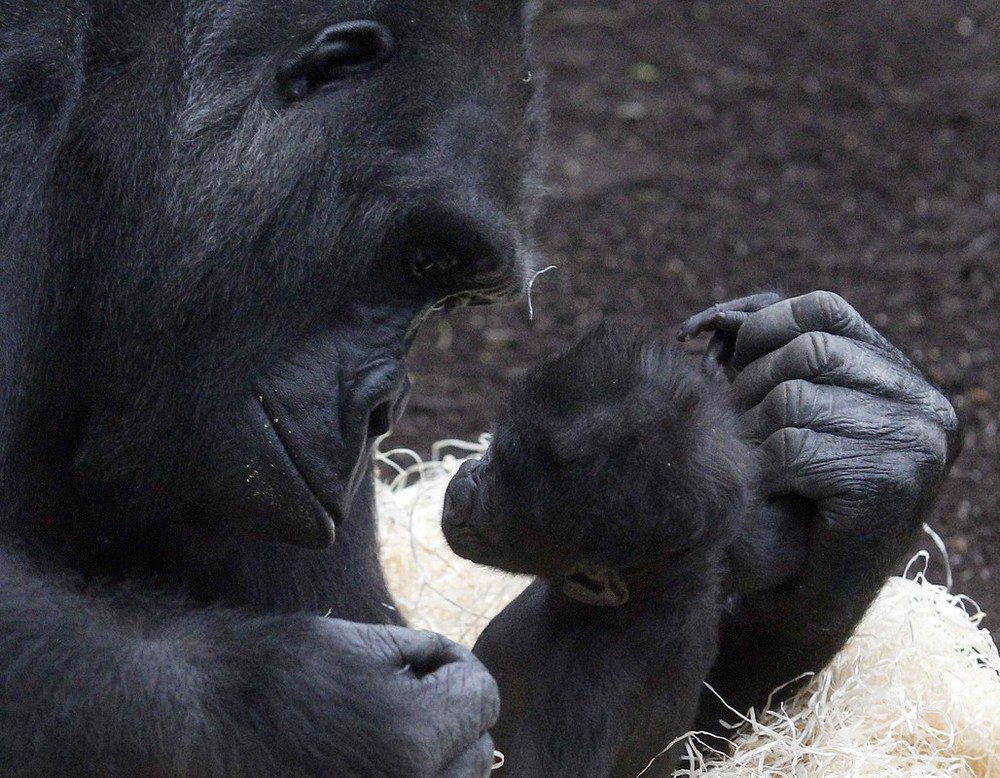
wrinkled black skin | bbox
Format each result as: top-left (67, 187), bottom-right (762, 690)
top-left (0, 1), bottom-right (542, 776)
top-left (442, 322), bottom-right (809, 777)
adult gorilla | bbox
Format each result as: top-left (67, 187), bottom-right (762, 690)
top-left (0, 2), bottom-right (957, 778)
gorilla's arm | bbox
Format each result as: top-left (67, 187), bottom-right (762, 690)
top-left (0, 546), bottom-right (497, 777)
top-left (679, 291), bottom-right (959, 733)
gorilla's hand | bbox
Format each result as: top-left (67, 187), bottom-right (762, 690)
top-left (250, 619), bottom-right (498, 778)
top-left (680, 290), bottom-right (958, 545)
top-left (678, 291), bottom-right (959, 725)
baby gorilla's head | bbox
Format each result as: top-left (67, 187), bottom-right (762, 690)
top-left (442, 321), bottom-right (757, 607)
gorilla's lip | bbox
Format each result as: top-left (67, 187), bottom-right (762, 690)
top-left (249, 358), bottom-right (409, 537)
top-left (254, 391), bottom-right (345, 527)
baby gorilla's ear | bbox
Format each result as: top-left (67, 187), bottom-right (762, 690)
top-left (562, 561), bottom-right (629, 607)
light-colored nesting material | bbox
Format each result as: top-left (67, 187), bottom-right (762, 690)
top-left (677, 570), bottom-right (1000, 778)
top-left (375, 444), bottom-right (1000, 777)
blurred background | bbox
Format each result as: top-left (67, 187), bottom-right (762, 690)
top-left (389, 0), bottom-right (999, 629)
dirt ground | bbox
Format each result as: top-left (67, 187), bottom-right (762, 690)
top-left (390, 0), bottom-right (1000, 631)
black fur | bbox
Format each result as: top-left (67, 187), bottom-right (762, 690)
top-left (442, 322), bottom-right (807, 777)
top-left (0, 1), bottom-right (542, 775)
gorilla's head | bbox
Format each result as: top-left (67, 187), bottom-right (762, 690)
top-left (8, 1), bottom-right (542, 550)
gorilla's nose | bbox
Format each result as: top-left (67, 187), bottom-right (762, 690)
top-left (400, 202), bottom-right (526, 308)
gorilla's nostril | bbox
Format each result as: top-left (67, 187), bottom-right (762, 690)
top-left (410, 245), bottom-right (463, 280)
top-left (357, 362), bottom-right (410, 441)
top-left (367, 401), bottom-right (392, 439)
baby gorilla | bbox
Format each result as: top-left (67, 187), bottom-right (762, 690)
top-left (442, 321), bottom-right (807, 778)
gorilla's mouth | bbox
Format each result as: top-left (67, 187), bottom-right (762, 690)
top-left (442, 460), bottom-right (498, 565)
top-left (254, 391), bottom-right (344, 526)
top-left (244, 350), bottom-right (411, 549)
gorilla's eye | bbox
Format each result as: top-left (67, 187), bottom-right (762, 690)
top-left (411, 246), bottom-right (463, 280)
top-left (276, 21), bottom-right (395, 102)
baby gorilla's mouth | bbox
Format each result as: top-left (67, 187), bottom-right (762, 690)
top-left (441, 459), bottom-right (499, 565)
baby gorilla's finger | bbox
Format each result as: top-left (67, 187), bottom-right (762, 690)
top-left (676, 292), bottom-right (782, 341)
top-left (730, 290), bottom-right (892, 371)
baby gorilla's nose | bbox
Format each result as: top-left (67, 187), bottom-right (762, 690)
top-left (442, 459), bottom-right (479, 529)
top-left (441, 459), bottom-right (493, 564)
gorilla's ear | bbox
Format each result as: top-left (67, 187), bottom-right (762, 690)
top-left (562, 561), bottom-right (629, 607)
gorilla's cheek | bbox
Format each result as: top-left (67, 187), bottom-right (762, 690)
top-left (232, 324), bottom-right (411, 550)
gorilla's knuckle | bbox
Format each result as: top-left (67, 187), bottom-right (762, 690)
top-left (783, 378), bottom-right (825, 428)
top-left (875, 452), bottom-right (935, 512)
top-left (939, 398), bottom-right (960, 437)
top-left (925, 388), bottom-right (960, 447)
top-left (813, 289), bottom-right (848, 312)
top-left (789, 331), bottom-right (837, 376)
top-left (780, 378), bottom-right (804, 409)
top-left (774, 426), bottom-right (810, 467)
top-left (810, 290), bottom-right (854, 324)
top-left (762, 382), bottom-right (796, 429)
top-left (909, 418), bottom-right (954, 478)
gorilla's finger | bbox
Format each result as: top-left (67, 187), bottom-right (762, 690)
top-left (390, 628), bottom-right (470, 677)
top-left (676, 291), bottom-right (782, 341)
top-left (731, 331), bottom-right (928, 410)
top-left (741, 380), bottom-right (919, 446)
top-left (757, 426), bottom-right (902, 504)
top-left (731, 290), bottom-right (895, 372)
top-left (415, 654), bottom-right (500, 753)
top-left (437, 734), bottom-right (495, 778)
top-left (757, 425), bottom-right (937, 533)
